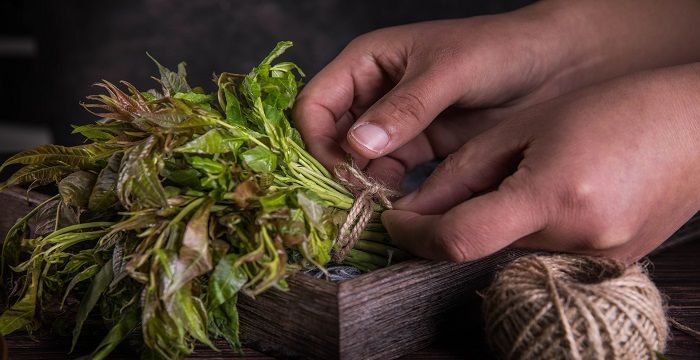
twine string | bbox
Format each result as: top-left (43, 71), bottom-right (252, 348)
top-left (482, 254), bottom-right (669, 359)
top-left (332, 163), bottom-right (397, 263)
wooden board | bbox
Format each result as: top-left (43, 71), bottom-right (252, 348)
top-left (0, 187), bottom-right (698, 359)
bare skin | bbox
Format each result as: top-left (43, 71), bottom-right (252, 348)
top-left (293, 0), bottom-right (700, 262)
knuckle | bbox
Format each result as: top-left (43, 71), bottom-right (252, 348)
top-left (434, 227), bottom-right (469, 262)
top-left (554, 177), bottom-right (634, 251)
top-left (434, 218), bottom-right (492, 262)
top-left (381, 91), bottom-right (427, 127)
top-left (556, 177), bottom-right (600, 214)
top-left (425, 152), bottom-right (465, 187)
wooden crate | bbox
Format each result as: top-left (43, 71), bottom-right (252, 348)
top-left (1, 187), bottom-right (697, 359)
top-left (0, 187), bottom-right (521, 359)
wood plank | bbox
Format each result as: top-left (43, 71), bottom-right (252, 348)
top-left (238, 274), bottom-right (339, 359)
top-left (337, 251), bottom-right (524, 360)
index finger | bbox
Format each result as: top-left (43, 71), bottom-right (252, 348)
top-left (292, 44), bottom-right (394, 169)
top-left (382, 185), bottom-right (546, 261)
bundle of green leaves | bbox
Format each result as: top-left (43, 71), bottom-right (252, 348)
top-left (0, 41), bottom-right (406, 359)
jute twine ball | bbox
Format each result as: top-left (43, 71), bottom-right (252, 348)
top-left (482, 254), bottom-right (668, 360)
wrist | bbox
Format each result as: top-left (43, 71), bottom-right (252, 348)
top-left (512, 0), bottom-right (700, 99)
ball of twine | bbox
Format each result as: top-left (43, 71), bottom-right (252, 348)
top-left (482, 254), bottom-right (668, 360)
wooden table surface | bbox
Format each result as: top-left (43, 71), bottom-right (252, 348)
top-left (3, 240), bottom-right (699, 359)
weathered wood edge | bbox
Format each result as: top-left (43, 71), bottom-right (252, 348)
top-left (238, 274), bottom-right (339, 359)
top-left (336, 250), bottom-right (526, 360)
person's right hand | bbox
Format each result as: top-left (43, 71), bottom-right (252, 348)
top-left (293, 0), bottom-right (700, 188)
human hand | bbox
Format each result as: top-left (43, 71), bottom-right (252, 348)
top-left (384, 64), bottom-right (700, 262)
top-left (293, 8), bottom-right (570, 187)
top-left (293, 0), bottom-right (700, 188)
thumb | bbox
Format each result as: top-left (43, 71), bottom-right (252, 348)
top-left (347, 70), bottom-right (459, 158)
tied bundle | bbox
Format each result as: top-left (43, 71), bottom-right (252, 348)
top-left (482, 254), bottom-right (668, 360)
top-left (0, 41), bottom-right (407, 359)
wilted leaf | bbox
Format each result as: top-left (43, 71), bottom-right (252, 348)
top-left (72, 258), bottom-right (114, 351)
top-left (59, 170), bottom-right (97, 207)
top-left (0, 144), bottom-right (102, 173)
top-left (0, 266), bottom-right (39, 335)
top-left (61, 264), bottom-right (99, 307)
top-left (147, 53), bottom-right (191, 95)
top-left (117, 136), bottom-right (167, 209)
top-left (230, 179), bottom-right (260, 208)
top-left (89, 152), bottom-right (122, 212)
top-left (259, 41), bottom-right (293, 66)
top-left (297, 191), bottom-right (324, 227)
top-left (163, 202), bottom-right (213, 297)
top-left (0, 163), bottom-right (77, 191)
top-left (82, 306), bottom-right (139, 360)
top-left (33, 199), bottom-right (79, 237)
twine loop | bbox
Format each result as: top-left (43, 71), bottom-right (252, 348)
top-left (331, 163), bottom-right (397, 263)
top-left (482, 254), bottom-right (668, 360)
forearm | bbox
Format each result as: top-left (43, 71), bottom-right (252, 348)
top-left (516, 0), bottom-right (700, 96)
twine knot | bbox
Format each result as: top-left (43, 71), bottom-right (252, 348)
top-left (331, 162), bottom-right (398, 263)
top-left (482, 254), bottom-right (668, 360)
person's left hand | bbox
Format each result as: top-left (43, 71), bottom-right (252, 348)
top-left (384, 63), bottom-right (700, 263)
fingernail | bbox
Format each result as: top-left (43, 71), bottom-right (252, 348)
top-left (349, 123), bottom-right (389, 153)
top-left (394, 191), bottom-right (417, 209)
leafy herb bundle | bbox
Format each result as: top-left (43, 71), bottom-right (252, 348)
top-left (0, 42), bottom-right (405, 359)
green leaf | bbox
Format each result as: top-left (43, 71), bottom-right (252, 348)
top-left (81, 306), bottom-right (139, 360)
top-left (88, 152), bottom-right (122, 212)
top-left (162, 167), bottom-right (201, 189)
top-left (208, 254), bottom-right (247, 308)
top-left (163, 202), bottom-right (213, 298)
top-left (209, 300), bottom-right (241, 350)
top-left (171, 287), bottom-right (215, 349)
top-left (259, 41), bottom-right (293, 66)
top-left (188, 156), bottom-right (225, 174)
top-left (147, 53), bottom-right (191, 95)
top-left (174, 129), bottom-right (243, 154)
top-left (59, 170), bottom-right (97, 207)
top-left (241, 146), bottom-right (277, 173)
top-left (656, 352), bottom-right (670, 360)
top-left (259, 192), bottom-right (287, 213)
top-left (173, 91), bottom-right (212, 107)
top-left (61, 264), bottom-right (99, 308)
top-left (0, 266), bottom-right (40, 335)
top-left (223, 87), bottom-right (245, 125)
top-left (206, 254), bottom-right (246, 349)
top-left (71, 124), bottom-right (114, 141)
top-left (72, 258), bottom-right (114, 351)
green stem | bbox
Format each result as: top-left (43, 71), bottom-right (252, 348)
top-left (344, 248), bottom-right (390, 268)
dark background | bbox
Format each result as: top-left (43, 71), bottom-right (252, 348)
top-left (0, 0), bottom-right (534, 150)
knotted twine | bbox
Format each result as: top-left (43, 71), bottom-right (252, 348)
top-left (482, 254), bottom-right (668, 360)
top-left (331, 163), bottom-right (398, 263)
